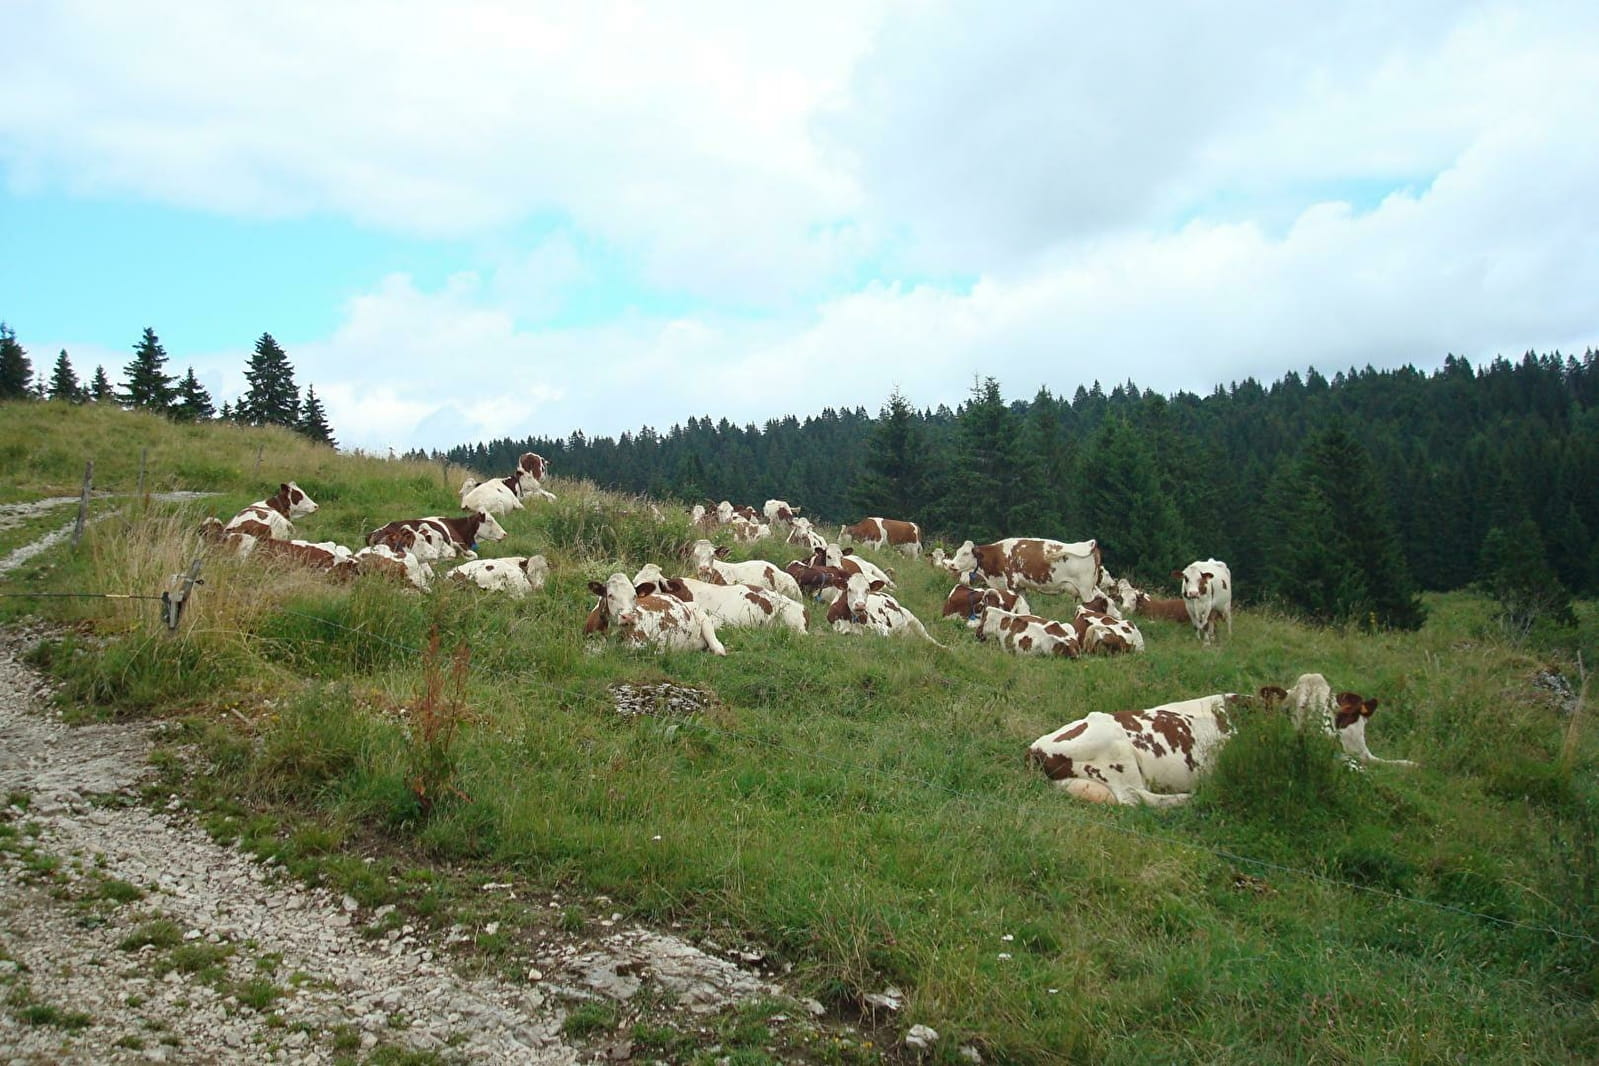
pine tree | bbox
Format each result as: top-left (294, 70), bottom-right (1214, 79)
top-left (48, 349), bottom-right (85, 402)
top-left (848, 388), bottom-right (929, 519)
top-left (1478, 519), bottom-right (1576, 637)
top-left (120, 327), bottom-right (178, 411)
top-left (1081, 415), bottom-right (1186, 581)
top-left (173, 367), bottom-right (216, 422)
top-left (238, 333), bottom-right (300, 427)
top-left (0, 323), bottom-right (32, 400)
top-left (298, 385), bottom-right (336, 447)
top-left (89, 365), bottom-right (115, 402)
top-left (954, 377), bottom-right (1026, 542)
top-left (1265, 423), bottom-right (1426, 630)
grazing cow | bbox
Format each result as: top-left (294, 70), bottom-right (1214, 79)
top-left (840, 517), bottom-right (922, 558)
top-left (687, 540), bottom-right (802, 601)
top-left (1026, 672), bottom-right (1412, 807)
top-left (1131, 590), bottom-right (1191, 624)
top-left (1175, 558), bottom-right (1233, 642)
top-left (448, 555), bottom-right (549, 598)
top-left (974, 606), bottom-right (1079, 657)
top-left (250, 537), bottom-right (358, 580)
top-left (814, 544), bottom-right (894, 589)
top-left (365, 511), bottom-right (507, 561)
top-left (786, 517), bottom-right (827, 552)
top-left (763, 500), bottom-right (801, 528)
top-left (585, 573), bottom-right (727, 656)
top-left (1072, 605), bottom-right (1144, 654)
top-left (826, 572), bottom-right (945, 647)
top-left (632, 564), bottom-right (807, 633)
top-left (353, 544), bottom-right (434, 591)
top-left (941, 585), bottom-right (1033, 626)
top-left (222, 482), bottom-right (318, 540)
top-left (459, 476), bottom-right (526, 517)
top-left (515, 452), bottom-right (557, 502)
top-left (950, 538), bottom-right (1101, 601)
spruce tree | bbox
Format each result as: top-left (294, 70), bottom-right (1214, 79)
top-left (848, 388), bottom-right (928, 519)
top-left (89, 365), bottom-right (115, 402)
top-left (239, 333), bottom-right (300, 427)
top-left (1081, 415), bottom-right (1186, 580)
top-left (0, 323), bottom-right (32, 400)
top-left (48, 349), bottom-right (85, 402)
top-left (298, 385), bottom-right (336, 447)
top-left (120, 327), bottom-right (178, 411)
top-left (954, 377), bottom-right (1026, 542)
top-left (1478, 519), bottom-right (1576, 637)
top-left (173, 367), bottom-right (216, 422)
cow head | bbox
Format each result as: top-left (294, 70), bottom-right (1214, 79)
top-left (587, 573), bottom-right (641, 629)
top-left (1334, 691), bottom-right (1379, 730)
top-left (842, 571), bottom-right (885, 624)
top-left (518, 452), bottom-right (548, 481)
top-left (950, 540), bottom-right (980, 578)
top-left (520, 554), bottom-right (550, 586)
top-left (471, 510), bottom-right (508, 543)
top-left (279, 481), bottom-right (319, 519)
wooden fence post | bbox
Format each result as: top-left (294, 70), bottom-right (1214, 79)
top-left (138, 447), bottom-right (148, 503)
top-left (72, 460), bottom-right (93, 548)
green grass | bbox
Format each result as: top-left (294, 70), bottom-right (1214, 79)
top-left (4, 401), bottom-right (1599, 1063)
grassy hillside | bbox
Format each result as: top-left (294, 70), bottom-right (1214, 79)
top-left (3, 400), bottom-right (1597, 1064)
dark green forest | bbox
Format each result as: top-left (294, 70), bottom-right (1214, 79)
top-left (446, 351), bottom-right (1599, 627)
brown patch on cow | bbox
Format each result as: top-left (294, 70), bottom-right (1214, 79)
top-left (1007, 541), bottom-right (1056, 585)
top-left (1029, 750), bottom-right (1076, 781)
top-left (743, 589), bottom-right (774, 615)
top-left (825, 596), bottom-right (851, 625)
top-left (1052, 721), bottom-right (1089, 743)
top-left (1135, 594), bottom-right (1191, 623)
top-left (229, 518), bottom-right (275, 539)
top-left (1096, 633), bottom-right (1132, 655)
top-left (1334, 692), bottom-right (1376, 730)
top-left (1109, 763), bottom-right (1125, 774)
top-left (1017, 634), bottom-right (1034, 652)
top-left (1147, 709), bottom-right (1198, 769)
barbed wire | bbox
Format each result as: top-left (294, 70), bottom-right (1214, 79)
top-left (255, 603), bottom-right (1599, 948)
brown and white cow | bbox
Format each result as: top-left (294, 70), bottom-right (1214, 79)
top-left (459, 476), bottom-right (526, 517)
top-left (974, 605), bottom-right (1079, 657)
top-left (783, 560), bottom-right (850, 605)
top-left (632, 564), bottom-right (807, 634)
top-left (839, 517), bottom-right (922, 558)
top-left (515, 452), bottom-right (557, 502)
top-left (941, 585), bottom-right (1033, 626)
top-left (249, 537), bottom-right (358, 580)
top-left (448, 555), bottom-right (549, 597)
top-left (687, 540), bottom-right (802, 601)
top-left (221, 482), bottom-right (319, 540)
top-left (1071, 605), bottom-right (1144, 654)
top-left (365, 511), bottom-right (507, 561)
top-left (353, 544), bottom-right (434, 590)
top-left (1026, 672), bottom-right (1412, 807)
top-left (585, 573), bottom-right (727, 655)
top-left (950, 538), bottom-right (1101, 601)
top-left (786, 517), bottom-right (827, 552)
top-left (1174, 558), bottom-right (1233, 642)
top-left (813, 544), bottom-right (894, 589)
top-left (1131, 590), bottom-right (1192, 625)
top-left (763, 499), bottom-right (801, 529)
top-left (826, 572), bottom-right (945, 647)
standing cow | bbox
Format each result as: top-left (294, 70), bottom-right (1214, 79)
top-left (950, 538), bottom-right (1101, 601)
top-left (840, 517), bottom-right (922, 558)
top-left (1174, 558), bottom-right (1232, 643)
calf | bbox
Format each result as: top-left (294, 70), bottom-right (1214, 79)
top-left (826, 572), bottom-right (945, 647)
top-left (687, 540), bottom-right (802, 601)
top-left (585, 573), bottom-right (727, 655)
top-left (459, 476), bottom-right (526, 517)
top-left (941, 585), bottom-right (1033, 626)
top-left (840, 516), bottom-right (922, 558)
top-left (1175, 558), bottom-right (1233, 642)
top-left (365, 511), bottom-right (507, 561)
top-left (632, 564), bottom-right (807, 633)
top-left (448, 555), bottom-right (549, 598)
top-left (1131, 590), bottom-right (1192, 624)
top-left (222, 482), bottom-right (318, 540)
top-left (974, 605), bottom-right (1079, 657)
top-left (1072, 606), bottom-right (1144, 654)
top-left (353, 544), bottom-right (434, 591)
top-left (1026, 672), bottom-right (1412, 807)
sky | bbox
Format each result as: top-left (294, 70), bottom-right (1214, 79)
top-left (2, 1), bottom-right (1596, 453)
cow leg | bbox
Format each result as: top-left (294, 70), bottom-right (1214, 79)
top-left (700, 615), bottom-right (728, 656)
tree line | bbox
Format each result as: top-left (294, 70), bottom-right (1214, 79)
top-left (0, 323), bottom-right (335, 446)
top-left (447, 350), bottom-right (1599, 631)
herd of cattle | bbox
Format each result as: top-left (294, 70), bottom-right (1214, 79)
top-left (195, 452), bottom-right (1412, 805)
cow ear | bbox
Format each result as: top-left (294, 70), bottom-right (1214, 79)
top-left (280, 483), bottom-right (292, 495)
top-left (842, 547), bottom-right (856, 556)
top-left (1362, 698), bottom-right (1379, 716)
top-left (634, 581), bottom-right (657, 597)
top-left (869, 579), bottom-right (885, 592)
top-left (1170, 570), bottom-right (1183, 579)
top-left (586, 581), bottom-right (606, 596)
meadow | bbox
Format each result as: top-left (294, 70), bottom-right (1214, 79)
top-left (2, 400), bottom-right (1596, 1064)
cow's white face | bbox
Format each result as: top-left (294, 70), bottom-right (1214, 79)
top-left (715, 501), bottom-right (735, 523)
top-left (843, 571), bottom-right (886, 623)
top-left (950, 540), bottom-right (979, 574)
top-left (474, 510), bottom-right (508, 542)
top-left (284, 482), bottom-right (318, 518)
top-left (592, 573), bottom-right (642, 628)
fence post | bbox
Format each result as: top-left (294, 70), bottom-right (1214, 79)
top-left (138, 447), bottom-right (148, 503)
top-left (441, 458), bottom-right (450, 488)
top-left (253, 444), bottom-right (264, 476)
top-left (162, 556), bottom-right (205, 632)
top-left (72, 460), bottom-right (93, 548)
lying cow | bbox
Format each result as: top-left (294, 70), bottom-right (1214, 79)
top-left (941, 585), bottom-right (1032, 626)
top-left (786, 517), bottom-right (826, 552)
top-left (975, 605), bottom-right (1079, 657)
top-left (951, 537), bottom-right (1100, 601)
top-left (840, 516), bottom-right (922, 558)
top-left (448, 555), bottom-right (549, 598)
top-left (353, 544), bottom-right (434, 591)
top-left (365, 511), bottom-right (507, 561)
top-left (459, 476), bottom-right (526, 517)
top-left (1131, 590), bottom-right (1192, 624)
top-left (1026, 672), bottom-right (1412, 807)
top-left (221, 482), bottom-right (319, 540)
top-left (687, 540), bottom-right (802, 601)
top-left (585, 573), bottom-right (726, 656)
top-left (783, 560), bottom-right (850, 605)
top-left (1175, 558), bottom-right (1233, 642)
top-left (1073, 605), bottom-right (1144, 654)
top-left (813, 544), bottom-right (894, 589)
top-left (632, 564), bottom-right (807, 633)
top-left (827, 572), bottom-right (945, 647)
top-left (249, 537), bottom-right (358, 580)
top-left (514, 452), bottom-right (557, 502)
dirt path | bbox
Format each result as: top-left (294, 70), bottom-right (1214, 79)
top-left (0, 505), bottom-right (807, 1065)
